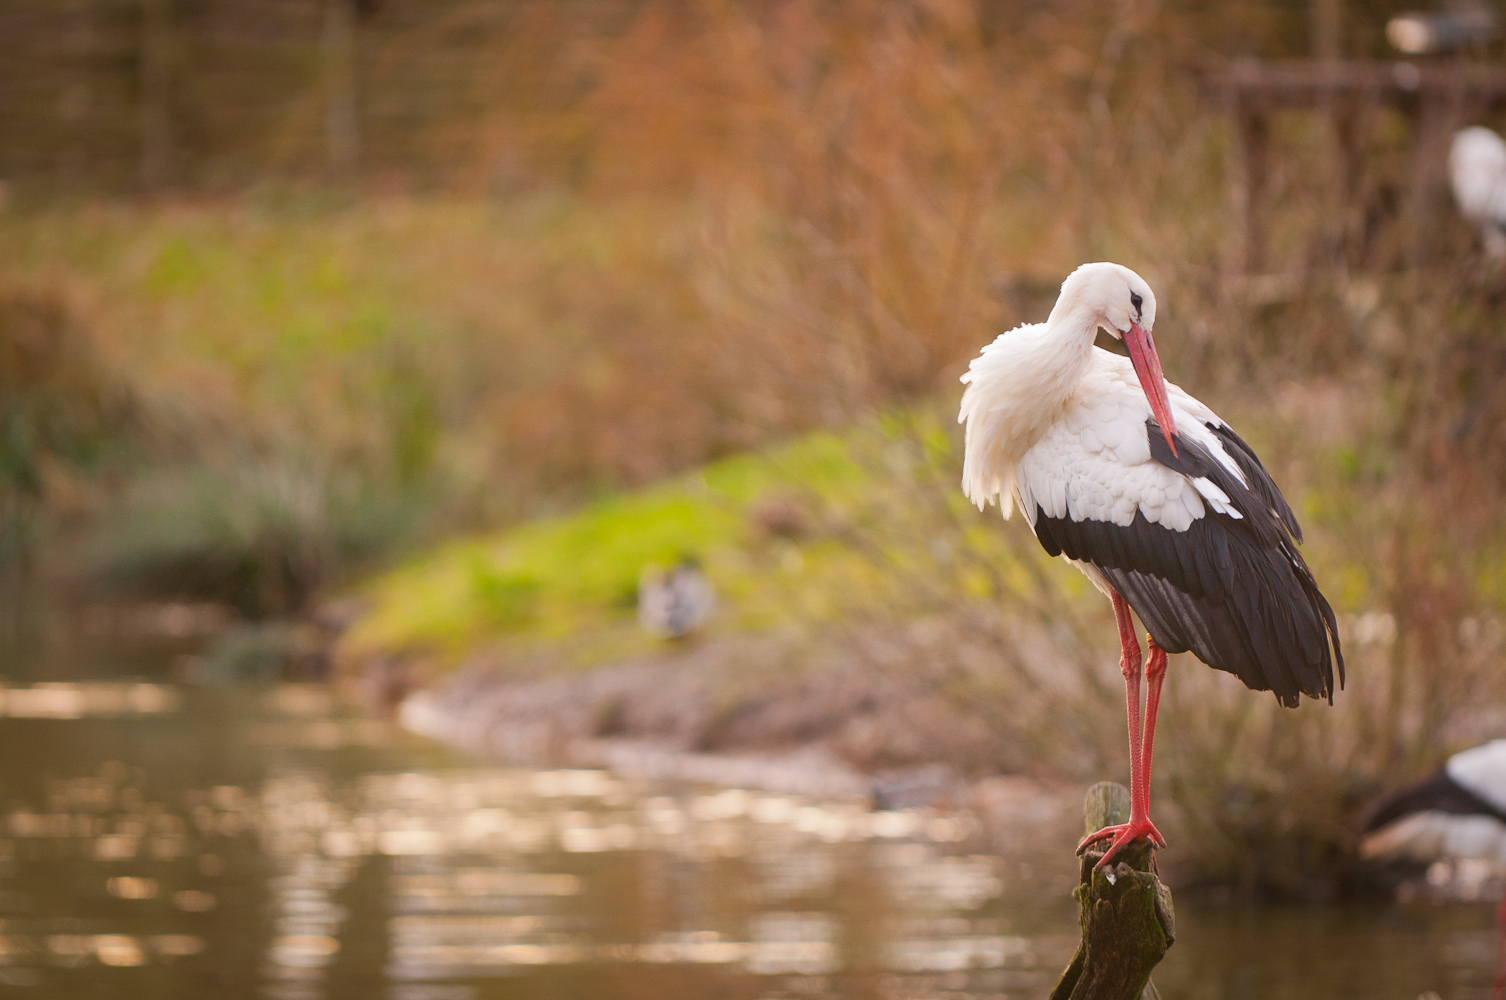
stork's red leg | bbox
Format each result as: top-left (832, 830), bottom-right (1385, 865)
top-left (1079, 598), bottom-right (1168, 866)
top-left (1076, 600), bottom-right (1141, 857)
top-left (1136, 638), bottom-right (1169, 847)
top-left (1110, 592), bottom-right (1144, 809)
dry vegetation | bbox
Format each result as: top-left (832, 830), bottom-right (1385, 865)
top-left (3, 0), bottom-right (1506, 891)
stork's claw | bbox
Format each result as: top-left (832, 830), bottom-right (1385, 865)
top-left (1076, 818), bottom-right (1166, 867)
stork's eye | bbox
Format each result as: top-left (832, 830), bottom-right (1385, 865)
top-left (1130, 292), bottom-right (1143, 315)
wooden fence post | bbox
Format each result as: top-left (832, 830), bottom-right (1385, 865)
top-left (1405, 60), bottom-right (1466, 267)
top-left (1220, 76), bottom-right (1271, 285)
top-left (323, 0), bottom-right (360, 179)
top-left (138, 0), bottom-right (172, 190)
top-left (1049, 782), bottom-right (1175, 1000)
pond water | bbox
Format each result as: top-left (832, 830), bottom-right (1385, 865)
top-left (0, 677), bottom-right (1495, 1000)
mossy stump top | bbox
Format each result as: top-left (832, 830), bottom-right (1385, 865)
top-left (1049, 782), bottom-right (1175, 1000)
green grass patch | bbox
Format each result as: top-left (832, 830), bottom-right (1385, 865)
top-left (338, 428), bottom-right (895, 665)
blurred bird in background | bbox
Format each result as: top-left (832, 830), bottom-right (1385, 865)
top-left (637, 558), bottom-right (714, 640)
top-left (1450, 126), bottom-right (1506, 257)
top-left (1360, 740), bottom-right (1506, 1000)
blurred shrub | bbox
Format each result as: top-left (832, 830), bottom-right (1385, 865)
top-left (0, 283), bottom-right (136, 559)
top-left (88, 452), bottom-right (421, 618)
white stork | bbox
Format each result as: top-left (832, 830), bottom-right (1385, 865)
top-left (958, 262), bottom-right (1344, 866)
top-left (1359, 740), bottom-right (1506, 1000)
top-left (1450, 126), bottom-right (1506, 257)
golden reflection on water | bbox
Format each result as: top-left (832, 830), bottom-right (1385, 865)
top-left (245, 765), bottom-right (1025, 985)
top-left (0, 682), bottom-right (1495, 1000)
top-left (0, 683), bottom-right (1056, 999)
top-left (0, 682), bottom-right (178, 719)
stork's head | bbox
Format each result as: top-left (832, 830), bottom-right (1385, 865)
top-left (1051, 262), bottom-right (1177, 453)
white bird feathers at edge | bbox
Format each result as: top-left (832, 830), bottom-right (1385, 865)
top-left (1450, 126), bottom-right (1506, 257)
top-left (1361, 741), bottom-right (1506, 866)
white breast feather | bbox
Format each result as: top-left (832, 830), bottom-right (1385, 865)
top-left (1012, 350), bottom-right (1241, 534)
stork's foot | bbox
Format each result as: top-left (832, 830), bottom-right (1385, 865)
top-left (1076, 817), bottom-right (1166, 867)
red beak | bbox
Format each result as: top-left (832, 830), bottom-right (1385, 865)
top-left (1125, 321), bottom-right (1177, 456)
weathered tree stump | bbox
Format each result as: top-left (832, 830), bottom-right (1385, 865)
top-left (1049, 782), bottom-right (1175, 1000)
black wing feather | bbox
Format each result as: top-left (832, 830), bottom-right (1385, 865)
top-left (1031, 419), bottom-right (1344, 707)
top-left (1207, 423), bottom-right (1303, 542)
top-left (1358, 769), bottom-right (1506, 833)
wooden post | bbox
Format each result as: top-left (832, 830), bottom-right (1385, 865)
top-left (1227, 98), bottom-right (1270, 280)
top-left (1331, 97), bottom-right (1372, 269)
top-left (1311, 0), bottom-right (1350, 270)
top-left (1310, 0), bottom-right (1342, 62)
top-left (138, 0), bottom-right (172, 190)
top-left (323, 0), bottom-right (360, 179)
top-left (1406, 61), bottom-right (1466, 267)
top-left (1050, 782), bottom-right (1175, 1000)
